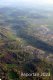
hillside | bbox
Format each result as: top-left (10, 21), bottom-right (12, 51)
top-left (0, 7), bottom-right (53, 80)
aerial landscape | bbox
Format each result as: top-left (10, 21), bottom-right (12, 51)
top-left (0, 0), bottom-right (53, 80)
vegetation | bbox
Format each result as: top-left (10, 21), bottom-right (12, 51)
top-left (0, 7), bottom-right (53, 80)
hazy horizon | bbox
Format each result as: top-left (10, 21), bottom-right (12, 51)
top-left (0, 0), bottom-right (53, 9)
